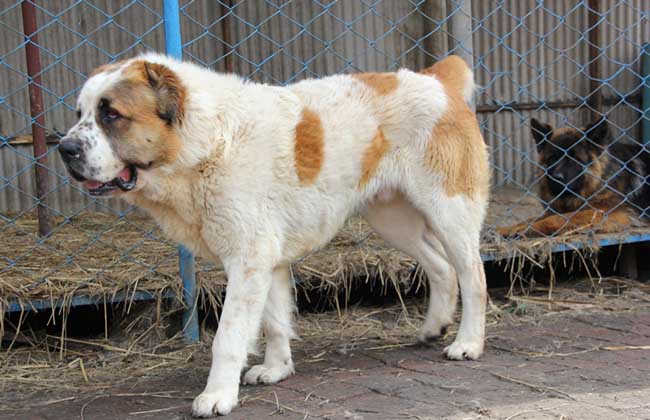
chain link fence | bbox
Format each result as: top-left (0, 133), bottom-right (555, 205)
top-left (1, 1), bottom-right (649, 336)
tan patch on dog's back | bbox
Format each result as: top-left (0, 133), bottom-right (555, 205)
top-left (294, 108), bottom-right (324, 185)
top-left (353, 73), bottom-right (399, 96)
top-left (421, 56), bottom-right (471, 99)
top-left (359, 130), bottom-right (389, 189)
top-left (424, 60), bottom-right (489, 198)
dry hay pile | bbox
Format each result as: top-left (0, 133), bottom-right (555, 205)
top-left (2, 185), bottom-right (648, 337)
top-left (1, 211), bottom-right (183, 307)
top-left (0, 305), bottom-right (203, 406)
top-left (0, 209), bottom-right (425, 338)
top-left (0, 211), bottom-right (421, 305)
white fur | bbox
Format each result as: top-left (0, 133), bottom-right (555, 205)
top-left (461, 67), bottom-right (477, 107)
top-left (67, 53), bottom-right (489, 418)
top-left (68, 67), bottom-right (129, 182)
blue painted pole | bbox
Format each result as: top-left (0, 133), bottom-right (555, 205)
top-left (163, 0), bottom-right (182, 59)
top-left (179, 245), bottom-right (199, 342)
top-left (163, 0), bottom-right (199, 342)
top-left (641, 43), bottom-right (650, 144)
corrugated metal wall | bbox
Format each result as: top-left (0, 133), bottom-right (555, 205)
top-left (1, 0), bottom-right (647, 213)
top-left (180, 1), bottom-right (448, 79)
top-left (473, 0), bottom-right (648, 185)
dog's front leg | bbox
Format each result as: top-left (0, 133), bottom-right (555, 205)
top-left (192, 262), bottom-right (272, 417)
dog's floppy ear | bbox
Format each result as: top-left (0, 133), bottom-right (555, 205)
top-left (143, 62), bottom-right (185, 125)
top-left (531, 118), bottom-right (553, 150)
top-left (584, 117), bottom-right (609, 146)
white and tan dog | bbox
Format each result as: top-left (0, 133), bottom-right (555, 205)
top-left (60, 54), bottom-right (489, 417)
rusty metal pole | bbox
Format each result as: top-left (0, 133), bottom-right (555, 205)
top-left (21, 0), bottom-right (52, 237)
top-left (587, 0), bottom-right (602, 118)
top-left (219, 0), bottom-right (233, 73)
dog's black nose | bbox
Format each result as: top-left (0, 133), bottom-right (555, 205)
top-left (59, 139), bottom-right (82, 162)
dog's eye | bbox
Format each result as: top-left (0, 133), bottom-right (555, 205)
top-left (76, 110), bottom-right (81, 119)
top-left (103, 109), bottom-right (121, 123)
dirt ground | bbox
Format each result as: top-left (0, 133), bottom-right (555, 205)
top-left (2, 280), bottom-right (650, 420)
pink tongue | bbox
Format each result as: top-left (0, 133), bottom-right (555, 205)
top-left (117, 167), bottom-right (132, 182)
top-left (85, 180), bottom-right (103, 189)
top-left (84, 167), bottom-right (130, 190)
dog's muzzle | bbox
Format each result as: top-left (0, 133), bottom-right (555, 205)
top-left (59, 138), bottom-right (88, 182)
top-left (59, 137), bottom-right (138, 196)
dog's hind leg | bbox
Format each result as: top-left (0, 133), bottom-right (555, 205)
top-left (363, 193), bottom-right (458, 343)
top-left (243, 264), bottom-right (296, 385)
top-left (417, 197), bottom-right (486, 360)
top-left (419, 230), bottom-right (458, 341)
top-left (441, 254), bottom-right (486, 360)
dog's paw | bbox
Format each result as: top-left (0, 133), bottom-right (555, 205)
top-left (191, 388), bottom-right (238, 418)
top-left (242, 361), bottom-right (294, 385)
top-left (443, 340), bottom-right (483, 360)
top-left (418, 325), bottom-right (449, 344)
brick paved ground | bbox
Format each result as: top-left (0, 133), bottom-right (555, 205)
top-left (2, 285), bottom-right (650, 420)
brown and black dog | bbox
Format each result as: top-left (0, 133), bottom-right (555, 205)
top-left (498, 117), bottom-right (650, 237)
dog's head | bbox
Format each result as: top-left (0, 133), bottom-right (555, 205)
top-left (531, 117), bottom-right (610, 200)
top-left (59, 57), bottom-right (186, 196)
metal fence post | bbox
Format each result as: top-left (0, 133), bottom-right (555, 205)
top-left (616, 31), bottom-right (646, 280)
top-left (163, 0), bottom-right (199, 342)
top-left (587, 0), bottom-right (603, 117)
top-left (448, 0), bottom-right (474, 62)
top-left (448, 0), bottom-right (475, 110)
top-left (21, 0), bottom-right (52, 237)
top-left (219, 0), bottom-right (234, 73)
top-left (642, 43), bottom-right (650, 145)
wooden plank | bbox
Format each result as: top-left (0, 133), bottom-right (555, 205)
top-left (2, 133), bottom-right (61, 146)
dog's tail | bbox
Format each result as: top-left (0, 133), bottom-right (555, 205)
top-left (421, 55), bottom-right (475, 107)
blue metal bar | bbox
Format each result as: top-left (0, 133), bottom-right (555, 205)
top-left (6, 290), bottom-right (177, 313)
top-left (642, 43), bottom-right (650, 145)
top-left (179, 245), bottom-right (199, 342)
top-left (482, 233), bottom-right (650, 262)
top-left (163, 0), bottom-right (199, 343)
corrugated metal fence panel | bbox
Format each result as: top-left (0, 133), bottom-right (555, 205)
top-left (1, 1), bottom-right (166, 138)
top-left (1, 1), bottom-right (648, 212)
top-left (1, 3), bottom-right (32, 138)
top-left (473, 1), bottom-right (589, 107)
top-left (598, 0), bottom-right (649, 145)
top-left (180, 0), bottom-right (446, 83)
top-left (600, 0), bottom-right (649, 99)
top-left (2, 0), bottom-right (446, 135)
top-left (2, 1), bottom-right (646, 132)
top-left (1, 1), bottom-right (165, 215)
top-left (473, 1), bottom-right (588, 187)
top-left (473, 0), bottom-right (647, 186)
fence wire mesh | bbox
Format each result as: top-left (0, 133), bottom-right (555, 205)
top-left (1, 1), bottom-right (649, 313)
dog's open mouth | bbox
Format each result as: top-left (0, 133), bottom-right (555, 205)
top-left (84, 166), bottom-right (138, 196)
